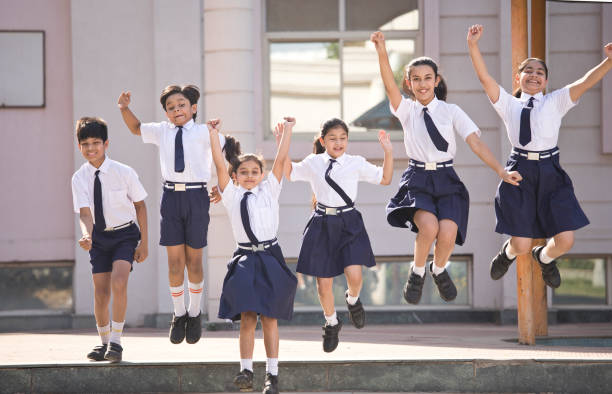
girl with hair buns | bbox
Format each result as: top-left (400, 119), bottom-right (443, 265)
top-left (371, 31), bottom-right (521, 305)
top-left (207, 118), bottom-right (297, 394)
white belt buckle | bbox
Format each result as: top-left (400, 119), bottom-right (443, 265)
top-left (174, 183), bottom-right (186, 191)
top-left (252, 244), bottom-right (265, 252)
top-left (527, 152), bottom-right (540, 160)
top-left (425, 162), bottom-right (437, 171)
top-left (325, 207), bottom-right (337, 215)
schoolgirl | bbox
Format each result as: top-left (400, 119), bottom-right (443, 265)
top-left (287, 118), bottom-right (393, 352)
top-left (207, 118), bottom-right (297, 394)
top-left (467, 24), bottom-right (612, 286)
top-left (371, 31), bottom-right (522, 304)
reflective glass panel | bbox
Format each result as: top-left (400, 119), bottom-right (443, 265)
top-left (266, 0), bottom-right (339, 32)
top-left (553, 258), bottom-right (607, 305)
top-left (346, 0), bottom-right (419, 31)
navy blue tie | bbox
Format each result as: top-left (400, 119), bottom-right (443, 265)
top-left (519, 97), bottom-right (535, 146)
top-left (175, 126), bottom-right (185, 172)
top-left (240, 191), bottom-right (259, 245)
top-left (324, 159), bottom-right (353, 207)
top-left (94, 170), bottom-right (106, 231)
top-left (423, 107), bottom-right (448, 152)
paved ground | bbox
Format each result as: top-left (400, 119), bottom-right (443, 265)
top-left (1, 322), bottom-right (611, 366)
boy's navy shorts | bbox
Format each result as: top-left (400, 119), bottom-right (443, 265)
top-left (90, 223), bottom-right (140, 274)
top-left (160, 187), bottom-right (210, 249)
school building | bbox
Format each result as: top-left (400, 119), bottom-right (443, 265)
top-left (1, 0), bottom-right (611, 328)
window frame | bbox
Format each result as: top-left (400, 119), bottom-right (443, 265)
top-left (550, 254), bottom-right (612, 308)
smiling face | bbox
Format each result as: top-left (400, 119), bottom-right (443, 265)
top-left (78, 137), bottom-right (108, 167)
top-left (516, 59), bottom-right (548, 95)
top-left (233, 159), bottom-right (264, 190)
top-left (405, 64), bottom-right (440, 105)
top-left (320, 126), bottom-right (348, 159)
top-left (164, 93), bottom-right (197, 126)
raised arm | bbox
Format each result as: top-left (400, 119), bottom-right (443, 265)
top-left (567, 43), bottom-right (612, 102)
top-left (206, 119), bottom-right (230, 192)
top-left (465, 133), bottom-right (522, 186)
top-left (117, 91), bottom-right (142, 136)
top-left (271, 117), bottom-right (295, 183)
top-left (371, 31), bottom-right (403, 111)
top-left (467, 25), bottom-right (501, 103)
top-left (133, 200), bottom-right (148, 263)
top-left (378, 130), bottom-right (393, 185)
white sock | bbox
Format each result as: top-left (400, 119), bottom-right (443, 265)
top-left (412, 264), bottom-right (425, 277)
top-left (505, 242), bottom-right (516, 260)
top-left (266, 357), bottom-right (279, 376)
top-left (345, 289), bottom-right (359, 305)
top-left (539, 247), bottom-right (555, 264)
top-left (240, 358), bottom-right (253, 372)
top-left (432, 263), bottom-right (446, 276)
top-left (97, 323), bottom-right (110, 345)
top-left (188, 280), bottom-right (204, 317)
top-left (109, 321), bottom-right (124, 345)
top-left (170, 283), bottom-right (187, 316)
top-left (324, 311), bottom-right (338, 326)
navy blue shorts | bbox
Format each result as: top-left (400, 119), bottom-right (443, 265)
top-left (160, 186), bottom-right (210, 249)
top-left (297, 207), bottom-right (376, 278)
top-left (218, 242), bottom-right (297, 322)
top-left (89, 223), bottom-right (140, 274)
top-left (386, 161), bottom-right (469, 246)
top-left (495, 147), bottom-right (589, 238)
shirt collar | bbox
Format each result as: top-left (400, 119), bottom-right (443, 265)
top-left (239, 184), bottom-right (260, 196)
top-left (173, 119), bottom-right (194, 130)
top-left (415, 96), bottom-right (440, 114)
top-left (322, 151), bottom-right (346, 165)
top-left (87, 156), bottom-right (110, 174)
top-left (519, 91), bottom-right (544, 103)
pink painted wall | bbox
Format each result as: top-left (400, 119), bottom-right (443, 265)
top-left (0, 0), bottom-right (74, 261)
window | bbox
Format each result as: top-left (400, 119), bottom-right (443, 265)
top-left (552, 257), bottom-right (610, 306)
top-left (0, 261), bottom-right (73, 312)
top-left (0, 31), bottom-right (45, 107)
top-left (265, 0), bottom-right (420, 137)
top-left (288, 255), bottom-right (471, 309)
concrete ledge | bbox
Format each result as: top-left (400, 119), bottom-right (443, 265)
top-left (2, 359), bottom-right (612, 393)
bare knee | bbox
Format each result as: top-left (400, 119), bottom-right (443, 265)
top-left (168, 260), bottom-right (185, 278)
top-left (111, 276), bottom-right (128, 295)
top-left (316, 278), bottom-right (333, 296)
top-left (418, 221), bottom-right (439, 242)
top-left (94, 288), bottom-right (111, 307)
top-left (241, 312), bottom-right (258, 329)
top-left (260, 316), bottom-right (277, 328)
top-left (186, 257), bottom-right (203, 274)
top-left (554, 232), bottom-right (574, 253)
top-left (509, 238), bottom-right (532, 256)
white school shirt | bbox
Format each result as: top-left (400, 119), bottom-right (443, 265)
top-left (290, 152), bottom-right (383, 207)
top-left (491, 85), bottom-right (577, 151)
top-left (72, 157), bottom-right (148, 228)
top-left (140, 119), bottom-right (225, 183)
top-left (390, 96), bottom-right (480, 163)
top-left (221, 172), bottom-right (282, 244)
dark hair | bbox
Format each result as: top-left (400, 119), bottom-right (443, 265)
top-left (402, 57), bottom-right (447, 101)
top-left (76, 117), bottom-right (108, 143)
top-left (313, 118), bottom-right (349, 154)
top-left (513, 57), bottom-right (549, 98)
top-left (159, 84), bottom-right (201, 121)
top-left (223, 135), bottom-right (264, 177)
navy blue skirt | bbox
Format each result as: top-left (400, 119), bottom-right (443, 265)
top-left (386, 162), bottom-right (469, 246)
top-left (218, 242), bottom-right (297, 322)
top-left (297, 207), bottom-right (376, 278)
top-left (495, 147), bottom-right (589, 238)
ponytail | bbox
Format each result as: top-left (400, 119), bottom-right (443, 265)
top-left (403, 57), bottom-right (447, 101)
top-left (224, 135), bottom-right (242, 177)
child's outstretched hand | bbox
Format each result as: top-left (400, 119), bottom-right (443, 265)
top-left (378, 130), bottom-right (392, 152)
top-left (134, 243), bottom-right (148, 263)
top-left (209, 185), bottom-right (222, 204)
top-left (117, 91), bottom-right (131, 109)
top-left (206, 118), bottom-right (222, 134)
top-left (78, 235), bottom-right (92, 251)
top-left (467, 24), bottom-right (483, 44)
top-left (370, 31), bottom-right (385, 51)
top-left (501, 170), bottom-right (522, 186)
top-left (605, 43), bottom-right (612, 60)
top-left (273, 117), bottom-right (296, 146)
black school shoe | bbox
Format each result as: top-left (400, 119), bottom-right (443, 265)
top-left (430, 262), bottom-right (457, 302)
top-left (185, 313), bottom-right (202, 344)
top-left (322, 318), bottom-right (342, 353)
top-left (86, 344), bottom-right (108, 361)
top-left (532, 246), bottom-right (562, 288)
top-left (104, 342), bottom-right (123, 363)
top-left (169, 313), bottom-right (188, 344)
top-left (403, 265), bottom-right (425, 304)
top-left (490, 239), bottom-right (516, 280)
top-left (233, 369), bottom-right (254, 392)
top-left (262, 373), bottom-right (279, 394)
top-left (345, 291), bottom-right (365, 329)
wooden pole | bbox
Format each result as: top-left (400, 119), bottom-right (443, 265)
top-left (511, 0), bottom-right (528, 94)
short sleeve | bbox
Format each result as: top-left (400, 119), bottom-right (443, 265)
top-left (140, 122), bottom-right (164, 145)
top-left (126, 167), bottom-right (148, 203)
top-left (71, 174), bottom-right (89, 213)
top-left (290, 154), bottom-right (315, 182)
top-left (221, 181), bottom-right (239, 209)
top-left (490, 84), bottom-right (512, 123)
top-left (451, 105), bottom-right (480, 141)
top-left (550, 86), bottom-right (577, 117)
top-left (357, 157), bottom-right (383, 185)
top-left (389, 96), bottom-right (414, 122)
top-left (264, 171), bottom-right (283, 200)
